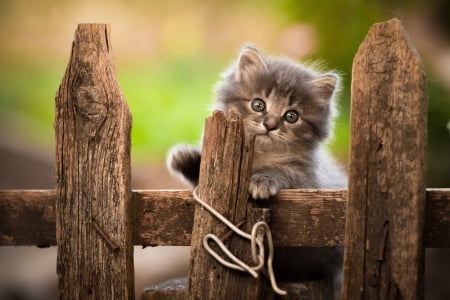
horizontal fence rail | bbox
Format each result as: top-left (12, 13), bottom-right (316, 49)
top-left (1, 188), bottom-right (449, 247)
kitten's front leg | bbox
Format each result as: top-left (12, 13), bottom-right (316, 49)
top-left (167, 144), bottom-right (201, 187)
top-left (248, 172), bottom-right (282, 200)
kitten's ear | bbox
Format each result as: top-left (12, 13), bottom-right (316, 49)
top-left (310, 74), bottom-right (338, 100)
top-left (235, 47), bottom-right (268, 82)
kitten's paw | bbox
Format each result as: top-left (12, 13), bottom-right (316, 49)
top-left (248, 174), bottom-right (280, 200)
top-left (167, 144), bottom-right (201, 187)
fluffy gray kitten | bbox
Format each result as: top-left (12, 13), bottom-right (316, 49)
top-left (167, 46), bottom-right (346, 283)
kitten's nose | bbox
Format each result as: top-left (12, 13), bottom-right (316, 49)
top-left (263, 120), bottom-right (278, 131)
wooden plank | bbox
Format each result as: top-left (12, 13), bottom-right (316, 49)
top-left (133, 190), bottom-right (195, 246)
top-left (0, 190), bottom-right (56, 246)
top-left (1, 189), bottom-right (449, 247)
top-left (54, 24), bottom-right (134, 299)
top-left (133, 188), bottom-right (347, 247)
top-left (342, 18), bottom-right (428, 299)
top-left (270, 189), bottom-right (346, 247)
top-left (187, 111), bottom-right (264, 299)
top-left (425, 189), bottom-right (450, 248)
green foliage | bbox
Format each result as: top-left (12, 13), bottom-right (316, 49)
top-left (267, 0), bottom-right (386, 71)
top-left (0, 57), bottom-right (222, 162)
top-left (427, 80), bottom-right (450, 187)
top-left (0, 61), bottom-right (59, 146)
top-left (0, 0), bottom-right (449, 186)
top-left (118, 58), bottom-right (222, 162)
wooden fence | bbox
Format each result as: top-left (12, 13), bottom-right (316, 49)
top-left (1, 19), bottom-right (449, 299)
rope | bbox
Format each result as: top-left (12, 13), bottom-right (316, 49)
top-left (192, 187), bottom-right (287, 296)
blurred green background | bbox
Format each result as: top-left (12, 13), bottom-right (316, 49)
top-left (0, 0), bottom-right (449, 186)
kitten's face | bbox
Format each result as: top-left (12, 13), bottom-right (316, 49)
top-left (215, 47), bottom-right (338, 151)
top-left (232, 88), bottom-right (312, 149)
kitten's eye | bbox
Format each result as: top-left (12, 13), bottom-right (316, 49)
top-left (284, 110), bottom-right (299, 123)
top-left (251, 98), bottom-right (266, 112)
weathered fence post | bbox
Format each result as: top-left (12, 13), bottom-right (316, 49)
top-left (342, 18), bottom-right (427, 299)
top-left (55, 24), bottom-right (134, 299)
top-left (188, 111), bottom-right (264, 299)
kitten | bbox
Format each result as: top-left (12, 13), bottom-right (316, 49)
top-left (167, 46), bottom-right (346, 284)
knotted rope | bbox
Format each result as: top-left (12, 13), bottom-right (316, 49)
top-left (192, 187), bottom-right (287, 296)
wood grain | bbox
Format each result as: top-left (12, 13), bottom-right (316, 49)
top-left (342, 18), bottom-right (428, 299)
top-left (0, 190), bottom-right (56, 246)
top-left (133, 190), bottom-right (195, 246)
top-left (270, 189), bottom-right (346, 247)
top-left (187, 111), bottom-right (264, 299)
top-left (1, 189), bottom-right (449, 247)
top-left (54, 24), bottom-right (134, 299)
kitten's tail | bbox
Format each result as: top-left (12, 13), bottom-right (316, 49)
top-left (166, 144), bottom-right (201, 187)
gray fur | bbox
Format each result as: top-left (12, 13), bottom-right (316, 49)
top-left (167, 46), bottom-right (347, 284)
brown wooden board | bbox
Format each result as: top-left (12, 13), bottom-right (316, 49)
top-left (187, 111), bottom-right (264, 299)
top-left (342, 18), bottom-right (428, 299)
top-left (1, 189), bottom-right (449, 248)
top-left (133, 190), bottom-right (195, 246)
top-left (0, 190), bottom-right (56, 246)
top-left (54, 24), bottom-right (134, 299)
